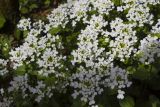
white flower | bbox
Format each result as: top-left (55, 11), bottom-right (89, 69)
top-left (117, 90), bottom-right (125, 99)
top-left (117, 6), bottom-right (124, 12)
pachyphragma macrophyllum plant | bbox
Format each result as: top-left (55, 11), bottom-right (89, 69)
top-left (0, 0), bottom-right (160, 106)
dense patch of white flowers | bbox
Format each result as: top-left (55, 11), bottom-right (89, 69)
top-left (17, 18), bottom-right (31, 30)
top-left (90, 0), bottom-right (114, 15)
top-left (7, 74), bottom-right (54, 103)
top-left (126, 3), bottom-right (154, 27)
top-left (0, 0), bottom-right (160, 106)
top-left (137, 35), bottom-right (160, 64)
top-left (0, 97), bottom-right (12, 107)
top-left (106, 18), bottom-right (137, 61)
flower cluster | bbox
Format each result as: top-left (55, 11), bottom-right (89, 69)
top-left (105, 18), bottom-right (137, 61)
top-left (7, 74), bottom-right (54, 102)
top-left (151, 19), bottom-right (160, 33)
top-left (0, 0), bottom-right (160, 106)
top-left (137, 35), bottom-right (160, 64)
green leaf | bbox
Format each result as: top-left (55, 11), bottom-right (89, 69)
top-left (152, 33), bottom-right (160, 38)
top-left (49, 26), bottom-right (61, 35)
top-left (66, 32), bottom-right (79, 43)
top-left (112, 0), bottom-right (122, 6)
top-left (0, 35), bottom-right (12, 58)
top-left (15, 65), bottom-right (26, 75)
top-left (88, 10), bottom-right (97, 15)
top-left (23, 30), bottom-right (29, 37)
top-left (44, 0), bottom-right (51, 6)
top-left (14, 28), bottom-right (21, 40)
top-left (20, 7), bottom-right (29, 14)
top-left (71, 99), bottom-right (86, 107)
top-left (132, 65), bottom-right (150, 80)
top-left (119, 96), bottom-right (135, 107)
top-left (29, 4), bottom-right (38, 11)
top-left (127, 66), bottom-right (136, 74)
top-left (0, 13), bottom-right (6, 29)
top-left (99, 37), bottom-right (109, 47)
top-left (45, 77), bottom-right (56, 85)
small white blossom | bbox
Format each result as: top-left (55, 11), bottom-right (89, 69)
top-left (117, 90), bottom-right (125, 99)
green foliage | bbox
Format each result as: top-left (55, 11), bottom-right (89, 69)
top-left (0, 13), bottom-right (6, 29)
top-left (18, 0), bottom-right (60, 15)
top-left (119, 96), bottom-right (135, 107)
top-left (112, 0), bottom-right (122, 6)
top-left (19, 0), bottom-right (40, 14)
top-left (49, 26), bottom-right (62, 35)
top-left (152, 33), bottom-right (160, 38)
top-left (15, 65), bottom-right (26, 75)
top-left (71, 99), bottom-right (86, 107)
top-left (14, 28), bottom-right (22, 40)
top-left (20, 7), bottom-right (29, 14)
top-left (132, 64), bottom-right (151, 80)
top-left (0, 35), bottom-right (12, 58)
